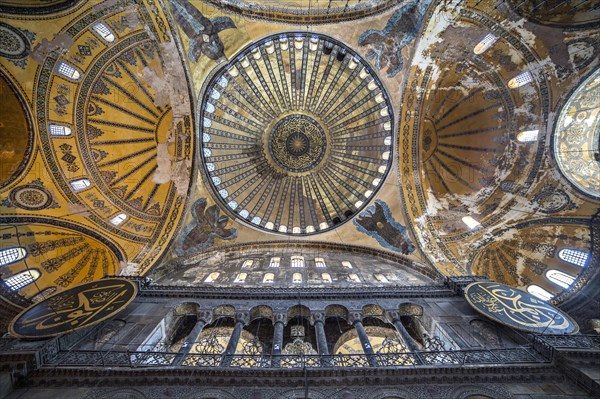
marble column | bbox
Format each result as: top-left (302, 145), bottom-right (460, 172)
top-left (271, 313), bottom-right (285, 367)
top-left (173, 311), bottom-right (210, 366)
top-left (389, 311), bottom-right (420, 352)
top-left (313, 312), bottom-right (332, 367)
top-left (221, 313), bottom-right (247, 366)
top-left (350, 313), bottom-right (378, 367)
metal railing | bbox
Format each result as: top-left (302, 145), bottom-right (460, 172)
top-left (43, 346), bottom-right (545, 369)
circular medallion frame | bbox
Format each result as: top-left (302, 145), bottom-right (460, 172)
top-left (199, 32), bottom-right (394, 236)
top-left (9, 184), bottom-right (53, 210)
top-left (464, 282), bottom-right (579, 335)
top-left (9, 278), bottom-right (137, 339)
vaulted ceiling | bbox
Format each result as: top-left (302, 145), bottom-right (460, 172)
top-left (0, 0), bottom-right (598, 306)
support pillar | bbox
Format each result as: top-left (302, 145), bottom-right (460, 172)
top-left (271, 313), bottom-right (285, 367)
top-left (221, 313), bottom-right (247, 366)
top-left (389, 311), bottom-right (420, 352)
top-left (312, 312), bottom-right (331, 367)
top-left (173, 311), bottom-right (211, 366)
top-left (350, 313), bottom-right (378, 367)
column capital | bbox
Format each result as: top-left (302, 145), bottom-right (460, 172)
top-left (387, 311), bottom-right (401, 322)
top-left (235, 312), bottom-right (249, 324)
top-left (273, 312), bottom-right (287, 324)
top-left (349, 312), bottom-right (363, 324)
top-left (198, 310), bottom-right (213, 323)
top-left (311, 312), bottom-right (326, 324)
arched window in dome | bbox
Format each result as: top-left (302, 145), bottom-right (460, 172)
top-left (92, 22), bottom-right (115, 43)
top-left (508, 71), bottom-right (533, 88)
top-left (291, 256), bottom-right (304, 268)
top-left (263, 273), bottom-right (274, 284)
top-left (315, 258), bottom-right (326, 268)
top-left (473, 33), bottom-right (498, 55)
top-left (269, 257), bottom-right (280, 268)
top-left (342, 261), bottom-right (353, 269)
top-left (516, 130), bottom-right (539, 142)
top-left (109, 213), bottom-right (127, 226)
top-left (57, 62), bottom-right (81, 80)
top-left (546, 269), bottom-right (575, 289)
top-left (292, 273), bottom-right (302, 284)
top-left (558, 248), bottom-right (589, 267)
top-left (234, 273), bottom-right (247, 283)
top-left (204, 272), bottom-right (219, 283)
top-left (4, 269), bottom-right (40, 291)
top-left (241, 260), bottom-right (253, 269)
top-left (49, 124), bottom-right (72, 136)
top-left (0, 247), bottom-right (27, 266)
top-left (527, 285), bottom-right (553, 301)
top-left (70, 178), bottom-right (91, 192)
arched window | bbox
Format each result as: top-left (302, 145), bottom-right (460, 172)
top-left (374, 273), bottom-right (389, 283)
top-left (462, 216), bottom-right (480, 229)
top-left (263, 273), bottom-right (274, 283)
top-left (546, 269), bottom-right (575, 289)
top-left (516, 130), bottom-right (539, 142)
top-left (292, 273), bottom-right (302, 284)
top-left (92, 22), bottom-right (115, 43)
top-left (558, 248), bottom-right (589, 267)
top-left (241, 260), bottom-right (253, 269)
top-left (49, 124), bottom-right (72, 136)
top-left (508, 71), bottom-right (533, 88)
top-left (315, 258), bottom-right (326, 268)
top-left (70, 178), bottom-right (91, 191)
top-left (110, 213), bottom-right (127, 226)
top-left (204, 272), bottom-right (219, 283)
top-left (57, 62), bottom-right (81, 80)
top-left (0, 247), bottom-right (27, 266)
top-left (234, 273), bottom-right (247, 283)
top-left (474, 33), bottom-right (498, 55)
top-left (342, 261), bottom-right (353, 269)
top-left (348, 273), bottom-right (361, 283)
top-left (4, 269), bottom-right (40, 291)
top-left (322, 273), bottom-right (332, 283)
top-left (291, 256), bottom-right (304, 268)
top-left (269, 257), bottom-right (280, 268)
top-left (527, 285), bottom-right (553, 301)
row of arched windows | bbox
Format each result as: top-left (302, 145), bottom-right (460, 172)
top-left (242, 257), bottom-right (354, 269)
top-left (205, 271), bottom-right (393, 284)
top-left (527, 248), bottom-right (589, 301)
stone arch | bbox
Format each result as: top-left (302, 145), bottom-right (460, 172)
top-left (362, 304), bottom-right (387, 322)
top-left (250, 305), bottom-right (273, 322)
top-left (213, 305), bottom-right (236, 321)
top-left (449, 385), bottom-right (514, 399)
top-left (324, 304), bottom-right (349, 321)
top-left (399, 303), bottom-right (423, 316)
top-left (84, 388), bottom-right (147, 399)
top-left (287, 304), bottom-right (311, 320)
top-left (175, 302), bottom-right (200, 316)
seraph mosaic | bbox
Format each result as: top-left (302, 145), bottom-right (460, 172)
top-left (170, 0), bottom-right (237, 62)
top-left (358, 0), bottom-right (431, 78)
top-left (176, 198), bottom-right (237, 254)
top-left (354, 200), bottom-right (415, 255)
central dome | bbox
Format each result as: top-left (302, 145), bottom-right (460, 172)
top-left (200, 33), bottom-right (394, 235)
top-left (269, 114), bottom-right (326, 172)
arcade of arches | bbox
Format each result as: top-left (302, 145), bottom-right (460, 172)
top-left (0, 0), bottom-right (599, 398)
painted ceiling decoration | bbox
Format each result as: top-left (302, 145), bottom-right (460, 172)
top-left (553, 67), bottom-right (600, 199)
top-left (0, 0), bottom-right (598, 311)
top-left (200, 32), bottom-right (394, 236)
top-left (201, 0), bottom-right (400, 25)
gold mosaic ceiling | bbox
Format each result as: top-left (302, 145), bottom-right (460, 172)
top-left (0, 0), bottom-right (598, 304)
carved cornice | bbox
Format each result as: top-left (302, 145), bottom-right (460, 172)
top-left (117, 277), bottom-right (456, 300)
top-left (25, 363), bottom-right (562, 388)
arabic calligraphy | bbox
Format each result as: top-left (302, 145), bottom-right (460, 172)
top-left (464, 282), bottom-right (578, 334)
top-left (10, 278), bottom-right (137, 338)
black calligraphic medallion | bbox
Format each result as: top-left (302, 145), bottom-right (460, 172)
top-left (464, 282), bottom-right (578, 334)
top-left (9, 278), bottom-right (137, 338)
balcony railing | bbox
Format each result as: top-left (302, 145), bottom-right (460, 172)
top-left (43, 346), bottom-right (545, 369)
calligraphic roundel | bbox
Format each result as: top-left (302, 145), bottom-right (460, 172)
top-left (464, 282), bottom-right (578, 335)
top-left (9, 278), bottom-right (137, 339)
